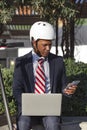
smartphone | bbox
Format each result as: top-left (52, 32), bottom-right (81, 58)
top-left (66, 80), bottom-right (80, 89)
top-left (71, 80), bottom-right (80, 85)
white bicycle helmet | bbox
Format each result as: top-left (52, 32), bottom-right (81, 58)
top-left (30, 21), bottom-right (55, 41)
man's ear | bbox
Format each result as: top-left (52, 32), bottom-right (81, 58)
top-left (32, 40), bottom-right (36, 47)
top-left (32, 40), bottom-right (37, 49)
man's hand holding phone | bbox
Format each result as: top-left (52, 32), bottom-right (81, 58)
top-left (63, 80), bottom-right (80, 95)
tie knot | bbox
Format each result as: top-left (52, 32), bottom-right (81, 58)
top-left (38, 58), bottom-right (45, 64)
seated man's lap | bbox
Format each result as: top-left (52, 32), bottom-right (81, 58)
top-left (17, 115), bottom-right (60, 130)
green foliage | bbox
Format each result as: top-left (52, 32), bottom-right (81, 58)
top-left (0, 1), bottom-right (15, 24)
top-left (0, 102), bottom-right (5, 115)
top-left (31, 0), bottom-right (79, 24)
top-left (75, 18), bottom-right (87, 26)
top-left (0, 68), bottom-right (17, 116)
top-left (62, 58), bottom-right (87, 116)
top-left (0, 59), bottom-right (87, 116)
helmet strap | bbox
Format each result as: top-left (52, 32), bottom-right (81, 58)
top-left (32, 40), bottom-right (41, 57)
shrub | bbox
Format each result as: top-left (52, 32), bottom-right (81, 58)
top-left (0, 67), bottom-right (17, 116)
top-left (62, 58), bottom-right (87, 116)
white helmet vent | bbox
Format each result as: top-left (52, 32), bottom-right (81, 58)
top-left (30, 21), bottom-right (55, 41)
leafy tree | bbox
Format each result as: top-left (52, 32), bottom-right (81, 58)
top-left (1, 0), bottom-right (85, 58)
top-left (0, 1), bottom-right (16, 24)
top-left (30, 0), bottom-right (79, 58)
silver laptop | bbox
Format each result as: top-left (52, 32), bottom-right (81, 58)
top-left (22, 93), bottom-right (62, 116)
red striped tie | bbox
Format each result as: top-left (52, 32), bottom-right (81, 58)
top-left (34, 58), bottom-right (46, 94)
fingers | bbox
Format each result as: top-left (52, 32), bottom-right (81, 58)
top-left (64, 86), bottom-right (77, 95)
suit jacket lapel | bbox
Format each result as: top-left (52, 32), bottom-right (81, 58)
top-left (25, 52), bottom-right (34, 92)
top-left (48, 53), bottom-right (55, 92)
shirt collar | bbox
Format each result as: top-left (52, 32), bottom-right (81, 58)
top-left (32, 50), bottom-right (39, 62)
top-left (32, 50), bottom-right (48, 62)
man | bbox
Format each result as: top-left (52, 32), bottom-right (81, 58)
top-left (12, 21), bottom-right (77, 130)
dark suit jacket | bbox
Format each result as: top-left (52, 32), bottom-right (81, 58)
top-left (12, 51), bottom-right (67, 115)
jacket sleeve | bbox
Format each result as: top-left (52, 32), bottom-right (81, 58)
top-left (12, 58), bottom-right (24, 108)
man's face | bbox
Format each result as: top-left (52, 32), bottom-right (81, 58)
top-left (33, 39), bottom-right (52, 57)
